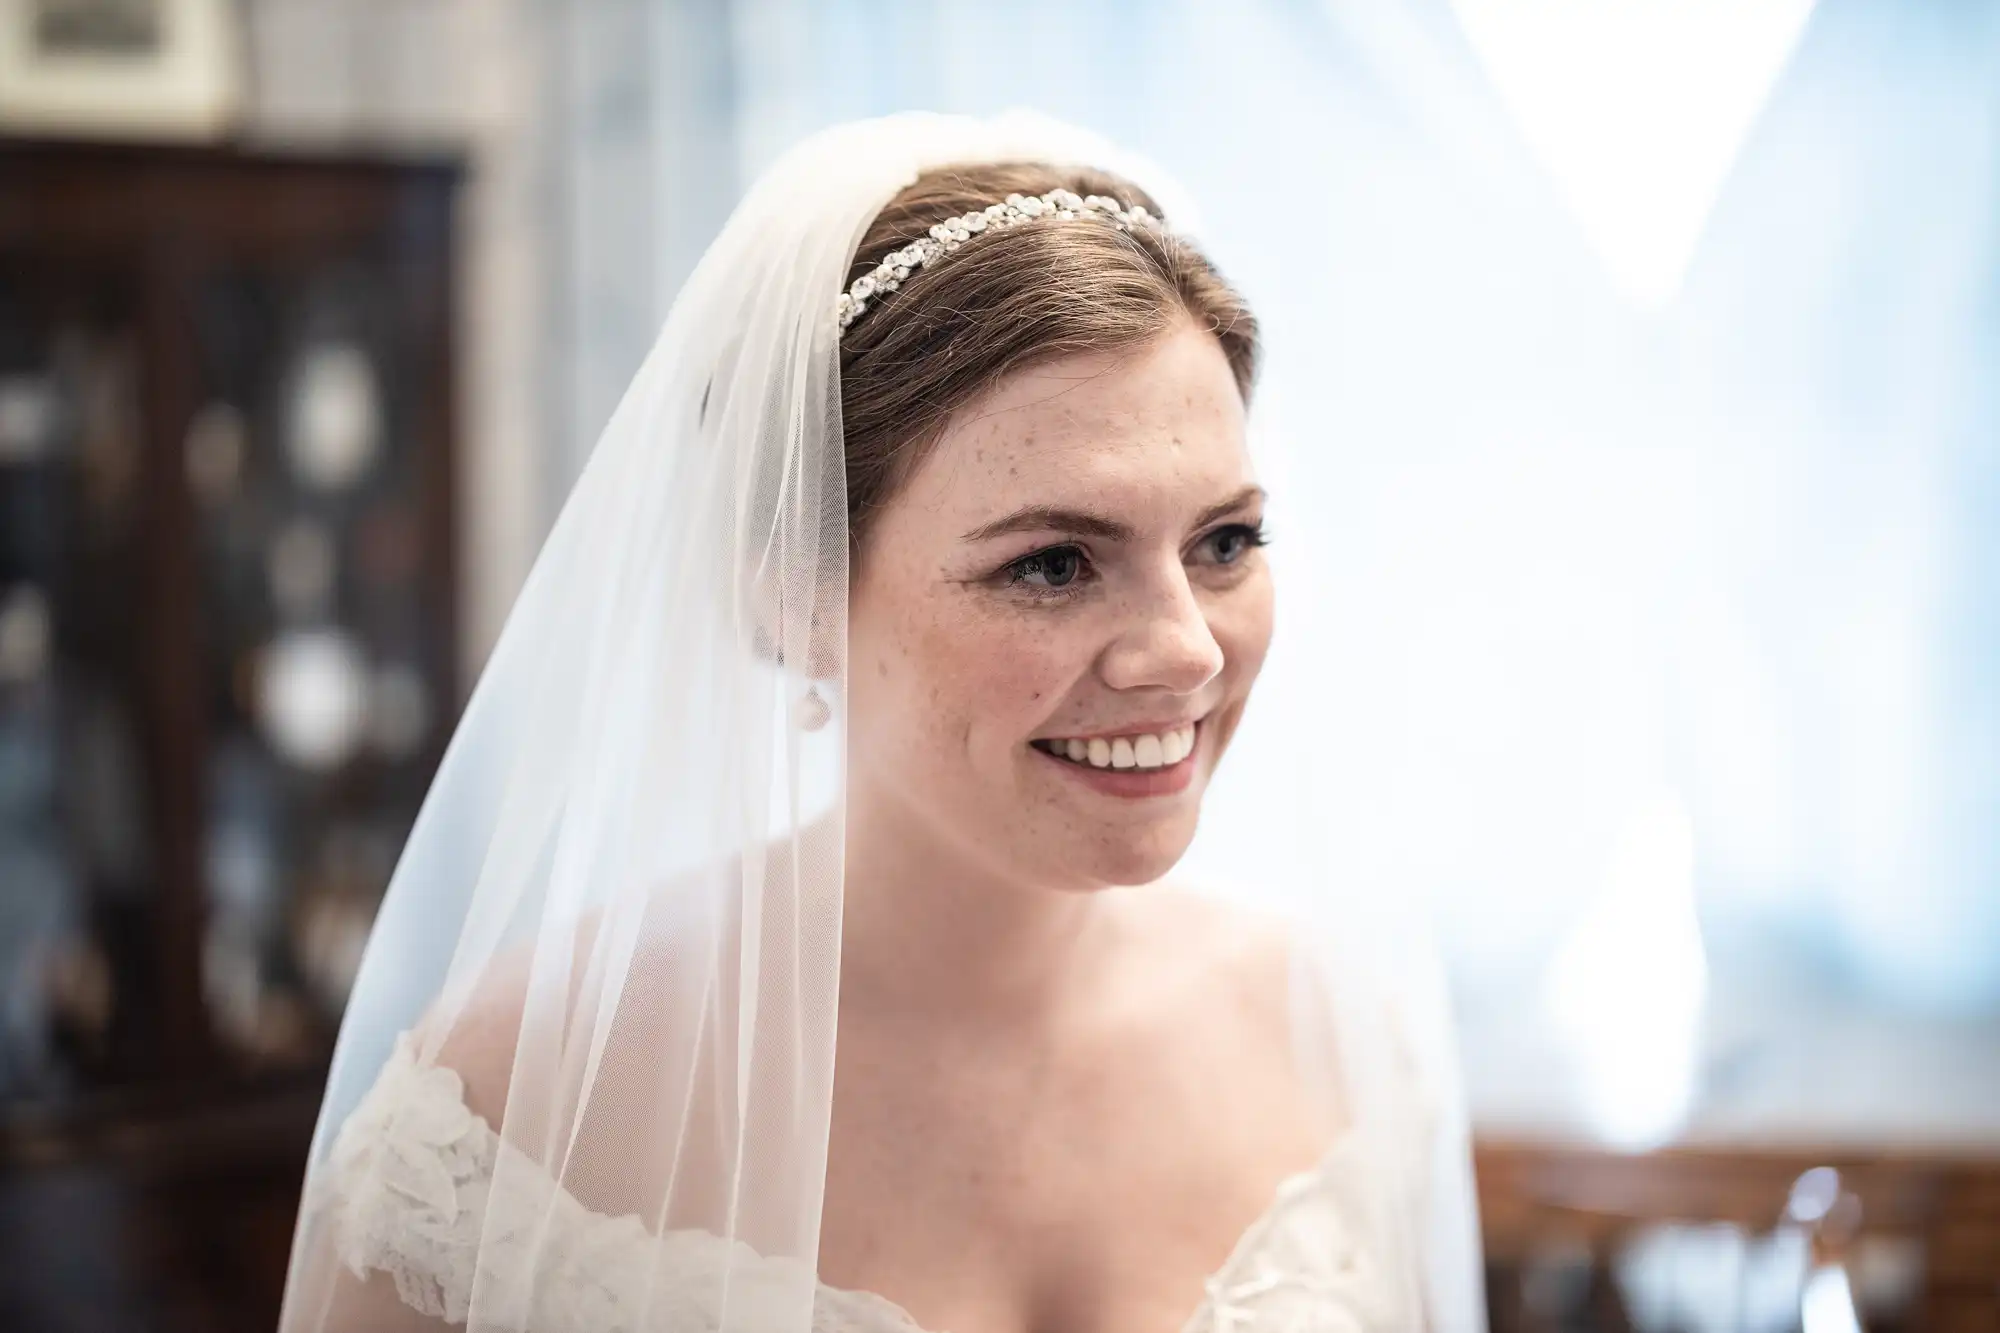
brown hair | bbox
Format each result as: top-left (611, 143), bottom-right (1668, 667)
top-left (838, 162), bottom-right (1258, 546)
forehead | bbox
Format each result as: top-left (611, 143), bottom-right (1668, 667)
top-left (902, 321), bottom-right (1251, 521)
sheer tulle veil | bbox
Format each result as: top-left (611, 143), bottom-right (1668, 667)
top-left (277, 111), bottom-right (1484, 1333)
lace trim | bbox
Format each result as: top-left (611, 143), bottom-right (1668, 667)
top-left (321, 1032), bottom-right (920, 1332)
top-left (1188, 1151), bottom-right (1394, 1333)
top-left (321, 1031), bottom-right (494, 1321)
top-left (318, 1033), bottom-right (1394, 1332)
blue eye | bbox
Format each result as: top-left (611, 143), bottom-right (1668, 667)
top-left (1201, 522), bottom-right (1267, 565)
top-left (1009, 545), bottom-right (1085, 588)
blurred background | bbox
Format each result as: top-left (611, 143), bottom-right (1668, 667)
top-left (0, 1), bottom-right (1995, 1330)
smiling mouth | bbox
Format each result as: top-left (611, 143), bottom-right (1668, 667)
top-left (1029, 723), bottom-right (1198, 772)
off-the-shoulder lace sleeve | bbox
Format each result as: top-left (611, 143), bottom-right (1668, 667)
top-left (318, 1031), bottom-right (498, 1321)
top-left (314, 1031), bottom-right (921, 1333)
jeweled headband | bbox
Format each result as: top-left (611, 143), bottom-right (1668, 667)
top-left (835, 187), bottom-right (1159, 337)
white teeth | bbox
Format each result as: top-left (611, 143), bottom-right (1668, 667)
top-left (1042, 723), bottom-right (1198, 771)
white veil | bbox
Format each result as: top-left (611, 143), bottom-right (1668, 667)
top-left (277, 111), bottom-right (1484, 1333)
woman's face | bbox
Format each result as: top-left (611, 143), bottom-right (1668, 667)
top-left (846, 318), bottom-right (1273, 890)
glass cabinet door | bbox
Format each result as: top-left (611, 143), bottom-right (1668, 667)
top-left (188, 254), bottom-right (454, 1070)
top-left (0, 254), bottom-right (160, 1102)
top-left (0, 146), bottom-right (459, 1109)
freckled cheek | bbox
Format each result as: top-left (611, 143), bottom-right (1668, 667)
top-left (911, 605), bottom-right (1078, 754)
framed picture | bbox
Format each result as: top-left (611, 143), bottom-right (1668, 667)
top-left (0, 0), bottom-right (242, 140)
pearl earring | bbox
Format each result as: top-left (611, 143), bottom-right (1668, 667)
top-left (794, 684), bottom-right (830, 732)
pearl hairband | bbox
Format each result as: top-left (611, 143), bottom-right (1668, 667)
top-left (836, 188), bottom-right (1159, 337)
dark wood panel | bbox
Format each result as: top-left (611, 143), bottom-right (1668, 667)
top-left (0, 1073), bottom-right (320, 1333)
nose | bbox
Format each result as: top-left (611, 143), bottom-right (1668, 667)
top-left (1097, 565), bottom-right (1225, 695)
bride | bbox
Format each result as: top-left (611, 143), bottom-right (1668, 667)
top-left (277, 113), bottom-right (1485, 1333)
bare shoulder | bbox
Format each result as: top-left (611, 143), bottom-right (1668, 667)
top-left (407, 834), bottom-right (808, 1130)
top-left (413, 915), bottom-right (601, 1127)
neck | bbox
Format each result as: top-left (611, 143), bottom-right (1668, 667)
top-left (837, 778), bottom-right (1110, 1028)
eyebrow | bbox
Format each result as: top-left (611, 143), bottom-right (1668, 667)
top-left (959, 485), bottom-right (1265, 544)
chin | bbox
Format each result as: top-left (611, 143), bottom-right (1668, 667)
top-left (1048, 817), bottom-right (1200, 891)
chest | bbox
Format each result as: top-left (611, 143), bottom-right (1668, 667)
top-left (817, 1013), bottom-right (1324, 1333)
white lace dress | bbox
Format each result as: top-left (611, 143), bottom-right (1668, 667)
top-left (317, 1032), bottom-right (1407, 1333)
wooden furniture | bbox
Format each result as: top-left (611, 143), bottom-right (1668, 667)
top-left (1477, 1138), bottom-right (2000, 1332)
top-left (0, 138), bottom-right (459, 1333)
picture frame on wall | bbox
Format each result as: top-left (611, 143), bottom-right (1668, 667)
top-left (0, 0), bottom-right (242, 140)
